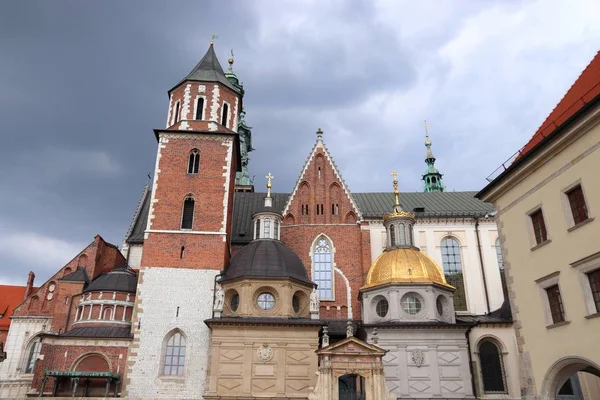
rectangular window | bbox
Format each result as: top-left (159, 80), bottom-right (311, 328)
top-left (546, 285), bottom-right (565, 324)
top-left (263, 220), bottom-right (271, 238)
top-left (530, 209), bottom-right (547, 245)
top-left (567, 185), bottom-right (588, 225)
top-left (588, 269), bottom-right (600, 313)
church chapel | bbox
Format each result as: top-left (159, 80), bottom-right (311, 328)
top-left (0, 43), bottom-right (519, 399)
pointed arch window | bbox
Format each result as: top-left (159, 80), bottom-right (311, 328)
top-left (221, 103), bottom-right (229, 127)
top-left (187, 149), bottom-right (200, 174)
top-left (24, 336), bottom-right (42, 373)
top-left (195, 97), bottom-right (204, 120)
top-left (163, 331), bottom-right (186, 376)
top-left (441, 237), bottom-right (467, 311)
top-left (479, 340), bottom-right (507, 393)
top-left (181, 196), bottom-right (195, 230)
top-left (313, 237), bottom-right (333, 300)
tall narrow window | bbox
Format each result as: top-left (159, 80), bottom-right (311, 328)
top-left (221, 103), bottom-right (229, 127)
top-left (173, 101), bottom-right (180, 125)
top-left (441, 237), bottom-right (467, 311)
top-left (567, 185), bottom-right (588, 225)
top-left (389, 225), bottom-right (396, 247)
top-left (589, 269), bottom-right (600, 312)
top-left (398, 223), bottom-right (406, 246)
top-left (263, 219), bottom-right (271, 238)
top-left (274, 220), bottom-right (279, 239)
top-left (181, 196), bottom-right (195, 230)
top-left (163, 331), bottom-right (185, 376)
top-left (187, 149), bottom-right (200, 174)
top-left (25, 337), bottom-right (42, 373)
top-left (546, 285), bottom-right (565, 324)
top-left (195, 97), bottom-right (204, 120)
top-left (313, 237), bottom-right (333, 300)
top-left (530, 209), bottom-right (547, 245)
top-left (479, 341), bottom-right (507, 393)
top-left (255, 219), bottom-right (261, 239)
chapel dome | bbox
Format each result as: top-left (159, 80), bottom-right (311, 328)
top-left (362, 247), bottom-right (453, 290)
top-left (83, 268), bottom-right (138, 294)
top-left (220, 240), bottom-right (312, 285)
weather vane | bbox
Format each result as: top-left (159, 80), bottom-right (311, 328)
top-left (424, 120), bottom-right (430, 138)
top-left (210, 33), bottom-right (219, 45)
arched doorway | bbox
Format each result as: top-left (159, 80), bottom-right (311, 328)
top-left (338, 374), bottom-right (365, 400)
top-left (541, 356), bottom-right (600, 399)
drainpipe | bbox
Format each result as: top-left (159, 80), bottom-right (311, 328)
top-left (475, 217), bottom-right (491, 314)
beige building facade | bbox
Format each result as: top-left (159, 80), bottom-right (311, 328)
top-left (478, 52), bottom-right (600, 399)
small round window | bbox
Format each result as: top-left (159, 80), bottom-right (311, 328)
top-left (436, 296), bottom-right (444, 316)
top-left (257, 293), bottom-right (275, 310)
top-left (292, 295), bottom-right (300, 313)
top-left (230, 293), bottom-right (240, 312)
top-left (376, 299), bottom-right (389, 317)
top-left (402, 295), bottom-right (422, 315)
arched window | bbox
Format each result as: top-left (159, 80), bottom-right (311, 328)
top-left (389, 224), bottom-right (396, 247)
top-left (479, 340), bottom-right (507, 393)
top-left (172, 101), bottom-right (180, 125)
top-left (221, 103), bottom-right (229, 127)
top-left (255, 219), bottom-right (261, 239)
top-left (441, 237), bottom-right (467, 311)
top-left (181, 196), bottom-right (195, 230)
top-left (163, 331), bottom-right (186, 376)
top-left (495, 238), bottom-right (508, 301)
top-left (398, 223), bottom-right (406, 246)
top-left (103, 307), bottom-right (113, 320)
top-left (24, 336), bottom-right (42, 373)
top-left (187, 149), bottom-right (200, 174)
top-left (313, 237), bottom-right (333, 300)
top-left (195, 97), bottom-right (204, 120)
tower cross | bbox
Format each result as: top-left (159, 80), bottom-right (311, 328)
top-left (391, 171), bottom-right (400, 210)
top-left (266, 173), bottom-right (274, 197)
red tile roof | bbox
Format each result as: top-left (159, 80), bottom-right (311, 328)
top-left (0, 285), bottom-right (27, 331)
top-left (518, 51), bottom-right (600, 158)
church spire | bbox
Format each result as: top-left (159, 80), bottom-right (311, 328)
top-left (422, 120), bottom-right (445, 192)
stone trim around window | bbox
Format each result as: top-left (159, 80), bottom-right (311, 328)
top-left (535, 271), bottom-right (569, 327)
top-left (567, 216), bottom-right (595, 232)
top-left (570, 250), bottom-right (600, 316)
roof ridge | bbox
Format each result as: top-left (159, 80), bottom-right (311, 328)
top-left (123, 184), bottom-right (149, 245)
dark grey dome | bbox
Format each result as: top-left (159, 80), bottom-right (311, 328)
top-left (83, 268), bottom-right (138, 294)
top-left (220, 240), bottom-right (312, 284)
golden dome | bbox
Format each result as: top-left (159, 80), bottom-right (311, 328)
top-left (362, 247), bottom-right (454, 290)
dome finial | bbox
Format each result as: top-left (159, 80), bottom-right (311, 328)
top-left (228, 49), bottom-right (234, 73)
top-left (265, 172), bottom-right (274, 197)
top-left (391, 171), bottom-right (400, 212)
top-left (316, 128), bottom-right (323, 141)
top-left (210, 33), bottom-right (219, 45)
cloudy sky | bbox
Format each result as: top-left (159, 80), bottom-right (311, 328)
top-left (1, 0), bottom-right (599, 285)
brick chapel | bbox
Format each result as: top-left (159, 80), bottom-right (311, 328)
top-left (0, 43), bottom-right (520, 399)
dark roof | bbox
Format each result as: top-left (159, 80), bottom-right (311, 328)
top-left (60, 267), bottom-right (89, 283)
top-left (205, 317), bottom-right (325, 326)
top-left (363, 320), bottom-right (474, 328)
top-left (232, 192), bottom-right (289, 243)
top-left (83, 269), bottom-right (138, 294)
top-left (126, 187), bottom-right (150, 244)
top-left (60, 326), bottom-right (132, 339)
top-left (458, 299), bottom-right (513, 324)
top-left (352, 192), bottom-right (495, 218)
top-left (220, 240), bottom-right (313, 285)
top-left (172, 44), bottom-right (237, 92)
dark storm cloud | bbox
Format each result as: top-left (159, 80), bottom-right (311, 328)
top-left (1, 0), bottom-right (598, 285)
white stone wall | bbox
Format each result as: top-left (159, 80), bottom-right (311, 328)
top-left (126, 244), bottom-right (144, 269)
top-left (0, 317), bottom-right (52, 398)
top-left (366, 328), bottom-right (474, 398)
top-left (367, 219), bottom-right (504, 315)
top-left (125, 267), bottom-right (219, 399)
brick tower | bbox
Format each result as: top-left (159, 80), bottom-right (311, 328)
top-left (125, 42), bottom-right (244, 398)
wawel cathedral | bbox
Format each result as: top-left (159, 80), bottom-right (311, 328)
top-left (0, 44), bottom-right (520, 399)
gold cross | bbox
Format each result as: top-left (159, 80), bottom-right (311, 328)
top-left (391, 171), bottom-right (400, 208)
top-left (266, 173), bottom-right (274, 196)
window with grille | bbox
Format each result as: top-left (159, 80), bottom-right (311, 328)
top-left (588, 269), bottom-right (600, 313)
top-left (187, 149), bottom-right (200, 174)
top-left (195, 97), bottom-right (204, 120)
top-left (567, 185), bottom-right (588, 225)
top-left (163, 331), bottom-right (185, 376)
top-left (530, 209), bottom-right (547, 245)
top-left (546, 285), bottom-right (565, 324)
top-left (221, 103), bottom-right (229, 127)
top-left (479, 341), bottom-right (507, 393)
top-left (441, 237), bottom-right (467, 311)
top-left (313, 238), bottom-right (333, 300)
top-left (25, 338), bottom-right (41, 373)
top-left (181, 197), bottom-right (195, 230)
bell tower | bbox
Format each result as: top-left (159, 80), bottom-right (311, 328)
top-left (422, 121), bottom-right (445, 193)
top-left (126, 41), bottom-right (244, 398)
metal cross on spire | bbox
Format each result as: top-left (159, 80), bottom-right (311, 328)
top-left (265, 173), bottom-right (274, 197)
top-left (391, 171), bottom-right (400, 211)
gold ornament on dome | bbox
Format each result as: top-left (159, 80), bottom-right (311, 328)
top-left (362, 247), bottom-right (454, 290)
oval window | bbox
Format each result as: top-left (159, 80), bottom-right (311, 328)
top-left (436, 296), bottom-right (444, 316)
top-left (292, 295), bottom-right (300, 313)
top-left (257, 293), bottom-right (275, 310)
top-left (376, 299), bottom-right (389, 317)
top-left (230, 293), bottom-right (239, 312)
top-left (402, 294), bottom-right (422, 315)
